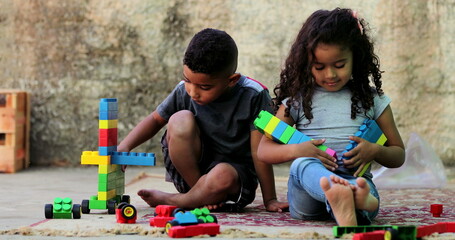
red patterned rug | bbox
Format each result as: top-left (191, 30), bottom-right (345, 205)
top-left (168, 188), bottom-right (455, 228)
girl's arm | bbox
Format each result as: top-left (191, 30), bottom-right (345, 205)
top-left (344, 105), bottom-right (405, 175)
top-left (251, 130), bottom-right (288, 212)
top-left (257, 105), bottom-right (338, 170)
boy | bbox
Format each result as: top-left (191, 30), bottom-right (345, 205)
top-left (117, 28), bottom-right (288, 212)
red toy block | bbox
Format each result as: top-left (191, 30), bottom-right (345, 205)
top-left (446, 222), bottom-right (455, 232)
top-left (167, 223), bottom-right (220, 238)
top-left (417, 222), bottom-right (449, 238)
top-left (430, 204), bottom-right (443, 217)
top-left (352, 230), bottom-right (386, 240)
top-left (98, 128), bottom-right (118, 147)
top-left (150, 205), bottom-right (178, 227)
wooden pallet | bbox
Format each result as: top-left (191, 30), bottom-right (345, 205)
top-left (0, 90), bottom-right (30, 173)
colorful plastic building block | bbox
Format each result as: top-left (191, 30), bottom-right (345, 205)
top-left (44, 197), bottom-right (81, 219)
top-left (115, 203), bottom-right (137, 224)
top-left (253, 110), bottom-right (337, 158)
top-left (150, 205), bottom-right (178, 227)
top-left (430, 204), bottom-right (443, 217)
top-left (165, 208), bottom-right (220, 238)
top-left (337, 119), bottom-right (387, 177)
top-left (80, 98), bottom-right (156, 214)
top-left (417, 222), bottom-right (455, 238)
top-left (333, 225), bottom-right (416, 240)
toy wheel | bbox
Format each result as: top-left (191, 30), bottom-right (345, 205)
top-left (117, 202), bottom-right (128, 209)
top-left (120, 204), bottom-right (137, 220)
top-left (385, 228), bottom-right (398, 240)
top-left (44, 204), bottom-right (53, 219)
top-left (72, 204), bottom-right (81, 219)
top-left (165, 220), bottom-right (178, 234)
top-left (81, 200), bottom-right (90, 214)
top-left (121, 195), bottom-right (130, 203)
top-left (207, 214), bottom-right (217, 223)
top-left (172, 208), bottom-right (184, 216)
top-left (107, 200), bottom-right (117, 214)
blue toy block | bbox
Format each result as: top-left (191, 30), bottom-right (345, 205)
top-left (99, 98), bottom-right (118, 111)
top-left (110, 152), bottom-right (156, 166)
top-left (99, 110), bottom-right (118, 120)
top-left (271, 121), bottom-right (288, 141)
top-left (337, 119), bottom-right (387, 176)
top-left (98, 146), bottom-right (117, 156)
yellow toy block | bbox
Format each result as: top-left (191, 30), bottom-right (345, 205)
top-left (99, 119), bottom-right (118, 129)
top-left (98, 189), bottom-right (116, 201)
top-left (98, 164), bottom-right (118, 174)
top-left (376, 134), bottom-right (387, 145)
top-left (263, 116), bottom-right (280, 139)
top-left (81, 151), bottom-right (111, 165)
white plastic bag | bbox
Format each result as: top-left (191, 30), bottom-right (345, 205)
top-left (372, 132), bottom-right (447, 189)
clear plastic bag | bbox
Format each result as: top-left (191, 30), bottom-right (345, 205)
top-left (372, 132), bottom-right (447, 189)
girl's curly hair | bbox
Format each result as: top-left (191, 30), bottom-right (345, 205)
top-left (274, 8), bottom-right (383, 123)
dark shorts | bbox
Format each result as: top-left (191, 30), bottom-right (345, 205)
top-left (161, 131), bottom-right (258, 212)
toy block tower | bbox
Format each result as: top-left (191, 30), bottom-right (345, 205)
top-left (253, 110), bottom-right (337, 158)
top-left (0, 90), bottom-right (30, 173)
top-left (81, 98), bottom-right (155, 214)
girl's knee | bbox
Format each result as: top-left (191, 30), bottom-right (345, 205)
top-left (290, 157), bottom-right (322, 174)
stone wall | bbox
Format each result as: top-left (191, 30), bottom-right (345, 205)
top-left (0, 0), bottom-right (453, 166)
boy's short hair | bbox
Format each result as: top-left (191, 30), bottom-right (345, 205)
top-left (183, 28), bottom-right (238, 77)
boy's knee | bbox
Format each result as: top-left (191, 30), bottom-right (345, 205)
top-left (206, 163), bottom-right (239, 193)
top-left (167, 110), bottom-right (198, 137)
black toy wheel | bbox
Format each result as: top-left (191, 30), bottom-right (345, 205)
top-left (117, 202), bottom-right (128, 210)
top-left (165, 220), bottom-right (178, 234)
top-left (385, 228), bottom-right (398, 240)
top-left (107, 200), bottom-right (117, 214)
top-left (44, 204), bottom-right (53, 219)
top-left (120, 204), bottom-right (137, 220)
top-left (72, 204), bottom-right (81, 219)
top-left (121, 195), bottom-right (130, 203)
top-left (81, 200), bottom-right (90, 214)
top-left (172, 208), bottom-right (184, 216)
top-left (208, 214), bottom-right (217, 223)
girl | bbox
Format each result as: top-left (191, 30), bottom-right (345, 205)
top-left (258, 8), bottom-right (405, 226)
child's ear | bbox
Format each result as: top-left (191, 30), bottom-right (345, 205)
top-left (228, 73), bottom-right (241, 87)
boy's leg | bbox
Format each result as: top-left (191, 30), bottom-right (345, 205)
top-left (138, 162), bottom-right (241, 208)
top-left (165, 110), bottom-right (202, 187)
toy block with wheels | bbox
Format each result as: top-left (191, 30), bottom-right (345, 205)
top-left (116, 202), bottom-right (137, 224)
top-left (165, 207), bottom-right (220, 238)
top-left (0, 90), bottom-right (30, 173)
top-left (150, 205), bottom-right (179, 227)
top-left (253, 110), bottom-right (337, 157)
top-left (81, 98), bottom-right (155, 214)
top-left (44, 197), bottom-right (81, 219)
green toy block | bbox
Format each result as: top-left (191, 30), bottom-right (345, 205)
top-left (89, 196), bottom-right (108, 209)
top-left (253, 110), bottom-right (273, 134)
top-left (333, 225), bottom-right (416, 240)
top-left (53, 197), bottom-right (73, 219)
top-left (279, 125), bottom-right (295, 144)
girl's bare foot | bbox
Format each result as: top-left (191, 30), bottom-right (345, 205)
top-left (352, 177), bottom-right (379, 212)
top-left (320, 176), bottom-right (357, 226)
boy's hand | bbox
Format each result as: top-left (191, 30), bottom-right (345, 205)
top-left (265, 198), bottom-right (289, 212)
top-left (296, 140), bottom-right (338, 171)
top-left (342, 136), bottom-right (380, 171)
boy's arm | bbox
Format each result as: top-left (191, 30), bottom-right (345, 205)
top-left (117, 111), bottom-right (167, 152)
top-left (251, 129), bottom-right (289, 212)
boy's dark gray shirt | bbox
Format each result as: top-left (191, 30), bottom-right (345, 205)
top-left (156, 75), bottom-right (273, 168)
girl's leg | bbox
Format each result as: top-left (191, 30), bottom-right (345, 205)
top-left (288, 158), bottom-right (335, 220)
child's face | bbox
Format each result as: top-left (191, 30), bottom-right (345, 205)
top-left (311, 43), bottom-right (353, 92)
top-left (182, 65), bottom-right (238, 105)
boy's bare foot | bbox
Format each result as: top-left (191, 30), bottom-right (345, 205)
top-left (320, 176), bottom-right (357, 226)
top-left (352, 177), bottom-right (379, 212)
top-left (137, 189), bottom-right (175, 207)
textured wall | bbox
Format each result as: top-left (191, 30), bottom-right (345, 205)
top-left (0, 0), bottom-right (453, 166)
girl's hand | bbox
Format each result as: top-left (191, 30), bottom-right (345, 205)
top-left (265, 198), bottom-right (289, 212)
top-left (296, 139), bottom-right (338, 171)
top-left (342, 136), bottom-right (380, 175)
